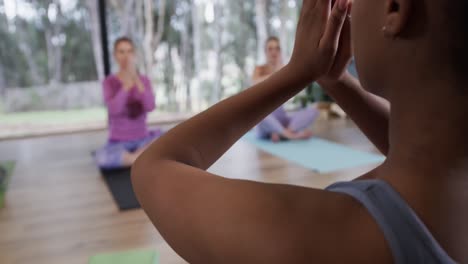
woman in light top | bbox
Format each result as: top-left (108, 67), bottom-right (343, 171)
top-left (253, 36), bottom-right (319, 142)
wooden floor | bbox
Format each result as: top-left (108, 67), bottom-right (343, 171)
top-left (0, 118), bottom-right (382, 264)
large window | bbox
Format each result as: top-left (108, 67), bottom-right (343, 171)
top-left (0, 0), bottom-right (103, 112)
top-left (2, 0), bottom-right (354, 139)
top-left (106, 0), bottom-right (301, 112)
top-left (0, 0), bottom-right (110, 138)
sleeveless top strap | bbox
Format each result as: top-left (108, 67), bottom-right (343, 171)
top-left (326, 180), bottom-right (456, 264)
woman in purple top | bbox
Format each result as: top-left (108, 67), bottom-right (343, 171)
top-left (95, 37), bottom-right (160, 169)
top-left (253, 37), bottom-right (319, 142)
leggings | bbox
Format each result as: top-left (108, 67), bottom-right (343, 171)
top-left (256, 106), bottom-right (319, 139)
top-left (95, 130), bottom-right (162, 169)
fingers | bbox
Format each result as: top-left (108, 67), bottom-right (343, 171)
top-left (315, 0), bottom-right (332, 29)
top-left (290, 0), bottom-right (350, 82)
top-left (328, 14), bottom-right (352, 79)
top-left (319, 0), bottom-right (349, 54)
top-left (336, 7), bottom-right (353, 62)
top-left (322, 6), bottom-right (352, 80)
top-left (300, 0), bottom-right (330, 37)
top-left (297, 0), bottom-right (331, 46)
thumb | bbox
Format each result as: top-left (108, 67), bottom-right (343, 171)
top-left (319, 0), bottom-right (349, 54)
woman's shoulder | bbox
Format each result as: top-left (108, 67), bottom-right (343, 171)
top-left (105, 74), bottom-right (117, 81)
top-left (104, 74), bottom-right (118, 85)
top-left (103, 75), bottom-right (124, 93)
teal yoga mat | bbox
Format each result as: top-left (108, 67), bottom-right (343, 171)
top-left (89, 249), bottom-right (159, 264)
top-left (243, 133), bottom-right (385, 173)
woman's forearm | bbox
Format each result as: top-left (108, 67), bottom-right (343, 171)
top-left (141, 65), bottom-right (311, 170)
top-left (139, 83), bottom-right (156, 112)
top-left (318, 73), bottom-right (390, 155)
top-left (252, 74), bottom-right (271, 85)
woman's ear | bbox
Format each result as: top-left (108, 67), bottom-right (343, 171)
top-left (382, 0), bottom-right (412, 38)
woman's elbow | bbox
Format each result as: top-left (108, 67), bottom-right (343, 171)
top-left (131, 153), bottom-right (161, 205)
top-left (131, 151), bottom-right (155, 190)
top-left (131, 156), bottom-right (144, 194)
top-left (131, 153), bottom-right (175, 212)
top-left (131, 148), bottom-right (167, 190)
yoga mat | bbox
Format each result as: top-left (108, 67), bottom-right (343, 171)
top-left (0, 161), bottom-right (15, 208)
top-left (101, 167), bottom-right (140, 210)
top-left (243, 133), bottom-right (385, 173)
top-left (89, 249), bottom-right (159, 264)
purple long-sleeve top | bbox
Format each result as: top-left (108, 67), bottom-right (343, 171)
top-left (103, 74), bottom-right (156, 141)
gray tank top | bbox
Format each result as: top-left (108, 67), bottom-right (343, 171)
top-left (326, 180), bottom-right (457, 264)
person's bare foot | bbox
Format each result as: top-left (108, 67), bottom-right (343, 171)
top-left (122, 151), bottom-right (141, 167)
top-left (280, 129), bottom-right (312, 141)
top-left (270, 133), bottom-right (281, 142)
top-left (281, 129), bottom-right (297, 140)
top-left (298, 129), bottom-right (313, 140)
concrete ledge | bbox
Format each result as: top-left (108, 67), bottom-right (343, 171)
top-left (0, 113), bottom-right (193, 141)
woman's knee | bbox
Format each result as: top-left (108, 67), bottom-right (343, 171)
top-left (95, 147), bottom-right (125, 169)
